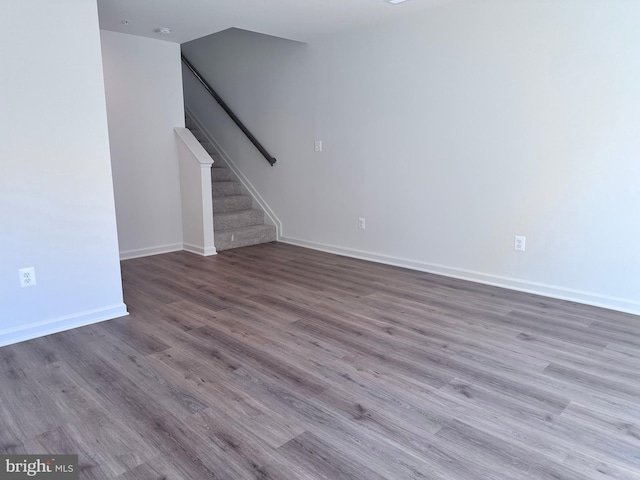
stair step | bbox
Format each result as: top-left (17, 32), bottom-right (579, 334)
top-left (185, 126), bottom-right (221, 163)
top-left (214, 209), bottom-right (264, 230)
top-left (190, 129), bottom-right (208, 143)
top-left (213, 195), bottom-right (252, 213)
top-left (215, 224), bottom-right (276, 251)
top-left (212, 167), bottom-right (231, 182)
top-left (200, 142), bottom-right (218, 155)
top-left (184, 114), bottom-right (275, 252)
top-left (213, 181), bottom-right (243, 197)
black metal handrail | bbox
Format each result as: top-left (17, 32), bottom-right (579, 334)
top-left (181, 54), bottom-right (276, 167)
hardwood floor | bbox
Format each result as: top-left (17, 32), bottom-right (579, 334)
top-left (1, 242), bottom-right (640, 479)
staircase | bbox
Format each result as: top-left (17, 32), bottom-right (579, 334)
top-left (185, 116), bottom-right (276, 251)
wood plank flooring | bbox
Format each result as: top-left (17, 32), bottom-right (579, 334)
top-left (1, 242), bottom-right (640, 479)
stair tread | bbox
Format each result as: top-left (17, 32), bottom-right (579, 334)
top-left (214, 194), bottom-right (250, 200)
top-left (215, 223), bottom-right (276, 251)
top-left (212, 194), bottom-right (253, 213)
top-left (215, 208), bottom-right (263, 217)
top-left (213, 180), bottom-right (243, 197)
top-left (215, 224), bottom-right (275, 234)
top-left (211, 168), bottom-right (231, 182)
top-left (214, 208), bottom-right (264, 230)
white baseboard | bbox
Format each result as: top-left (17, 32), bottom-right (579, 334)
top-left (119, 243), bottom-right (183, 260)
top-left (280, 236), bottom-right (640, 317)
top-left (184, 242), bottom-right (217, 256)
top-left (120, 242), bottom-right (218, 260)
top-left (0, 303), bottom-right (129, 348)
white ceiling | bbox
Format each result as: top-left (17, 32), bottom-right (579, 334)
top-left (97, 0), bottom-right (455, 45)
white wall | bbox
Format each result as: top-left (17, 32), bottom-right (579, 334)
top-left (101, 30), bottom-right (185, 259)
top-left (183, 0), bottom-right (640, 315)
top-left (0, 0), bottom-right (127, 346)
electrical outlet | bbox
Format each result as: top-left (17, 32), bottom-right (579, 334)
top-left (314, 140), bottom-right (323, 152)
top-left (358, 217), bottom-right (366, 230)
top-left (514, 235), bottom-right (526, 252)
top-left (18, 267), bottom-right (37, 287)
